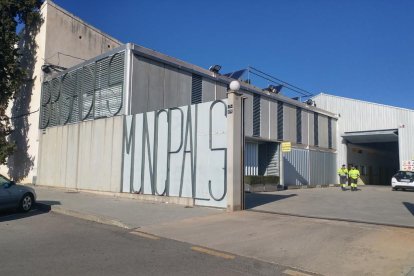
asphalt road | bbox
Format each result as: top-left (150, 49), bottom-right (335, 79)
top-left (0, 209), bottom-right (314, 276)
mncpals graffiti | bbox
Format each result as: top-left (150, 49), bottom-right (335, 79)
top-left (122, 100), bottom-right (228, 208)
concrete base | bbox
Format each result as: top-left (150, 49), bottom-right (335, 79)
top-left (36, 184), bottom-right (195, 207)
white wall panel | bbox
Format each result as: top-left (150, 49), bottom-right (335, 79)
top-left (122, 100), bottom-right (228, 208)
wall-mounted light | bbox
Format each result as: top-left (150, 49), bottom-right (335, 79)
top-left (229, 80), bottom-right (240, 92)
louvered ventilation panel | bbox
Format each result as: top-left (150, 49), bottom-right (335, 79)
top-left (296, 107), bottom-right (302, 144)
top-left (60, 70), bottom-right (77, 125)
top-left (191, 74), bottom-right (202, 104)
top-left (314, 113), bottom-right (319, 146)
top-left (253, 94), bottom-right (261, 137)
top-left (107, 52), bottom-right (124, 116)
top-left (81, 64), bottom-right (95, 121)
top-left (328, 117), bottom-right (332, 149)
top-left (49, 78), bottom-right (61, 127)
top-left (277, 102), bottom-right (283, 140)
top-left (40, 82), bottom-right (51, 129)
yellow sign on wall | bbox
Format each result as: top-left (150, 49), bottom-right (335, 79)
top-left (281, 142), bottom-right (291, 152)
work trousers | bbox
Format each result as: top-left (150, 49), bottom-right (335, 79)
top-left (350, 178), bottom-right (358, 188)
top-left (339, 175), bottom-right (348, 186)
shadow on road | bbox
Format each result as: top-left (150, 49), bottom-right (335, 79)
top-left (0, 201), bottom-right (60, 223)
top-left (245, 192), bottom-right (297, 209)
top-left (403, 202), bottom-right (414, 216)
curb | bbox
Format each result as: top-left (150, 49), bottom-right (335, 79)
top-left (37, 203), bottom-right (132, 229)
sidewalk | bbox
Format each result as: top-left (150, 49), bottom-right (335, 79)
top-left (35, 185), bottom-right (414, 276)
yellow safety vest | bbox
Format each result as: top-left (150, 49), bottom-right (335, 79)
top-left (338, 168), bottom-right (348, 176)
top-left (349, 169), bottom-right (360, 179)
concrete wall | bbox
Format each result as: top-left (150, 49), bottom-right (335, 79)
top-left (37, 116), bottom-right (123, 192)
top-left (122, 100), bottom-right (228, 208)
top-left (0, 0), bottom-right (122, 183)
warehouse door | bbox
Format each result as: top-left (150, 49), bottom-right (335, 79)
top-left (343, 130), bottom-right (399, 185)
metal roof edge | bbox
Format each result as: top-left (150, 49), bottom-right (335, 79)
top-left (130, 44), bottom-right (336, 118)
top-left (312, 93), bottom-right (414, 114)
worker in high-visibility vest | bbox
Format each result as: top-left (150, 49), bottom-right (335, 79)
top-left (348, 166), bottom-right (360, 191)
top-left (337, 164), bottom-right (348, 190)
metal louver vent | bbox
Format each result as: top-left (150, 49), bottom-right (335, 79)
top-left (60, 71), bottom-right (77, 125)
top-left (328, 117), bottom-right (332, 149)
top-left (40, 82), bottom-right (51, 129)
top-left (39, 50), bottom-right (125, 129)
top-left (296, 107), bottom-right (302, 144)
top-left (314, 113), bottom-right (319, 146)
top-left (191, 74), bottom-right (202, 104)
top-left (70, 68), bottom-right (81, 123)
top-left (253, 94), bottom-right (260, 137)
top-left (106, 52), bottom-right (124, 116)
top-left (81, 63), bottom-right (95, 120)
top-left (49, 78), bottom-right (61, 127)
top-left (277, 101), bottom-right (283, 140)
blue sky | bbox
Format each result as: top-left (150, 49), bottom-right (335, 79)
top-left (53, 0), bottom-right (414, 109)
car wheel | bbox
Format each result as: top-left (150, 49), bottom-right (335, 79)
top-left (392, 187), bottom-right (396, 191)
top-left (19, 193), bottom-right (34, 212)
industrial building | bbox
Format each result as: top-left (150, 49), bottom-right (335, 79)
top-left (0, 0), bottom-right (121, 183)
top-left (313, 94), bottom-right (414, 185)
top-left (36, 43), bottom-right (338, 210)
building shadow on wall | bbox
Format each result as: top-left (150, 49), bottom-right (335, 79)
top-left (8, 15), bottom-right (43, 182)
top-left (283, 159), bottom-right (309, 186)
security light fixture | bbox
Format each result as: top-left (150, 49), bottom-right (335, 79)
top-left (306, 99), bottom-right (314, 106)
top-left (266, 84), bottom-right (283, 94)
top-left (41, 64), bottom-right (67, 74)
top-left (209, 64), bottom-right (222, 73)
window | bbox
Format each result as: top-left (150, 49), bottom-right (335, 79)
top-left (296, 107), bottom-right (302, 144)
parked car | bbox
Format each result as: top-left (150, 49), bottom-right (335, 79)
top-left (0, 174), bottom-right (36, 212)
top-left (391, 171), bottom-right (414, 191)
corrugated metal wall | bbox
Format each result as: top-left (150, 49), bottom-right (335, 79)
top-left (283, 148), bottom-right (336, 186)
top-left (283, 148), bottom-right (309, 186)
top-left (130, 55), bottom-right (227, 115)
top-left (313, 93), bottom-right (414, 169)
top-left (309, 150), bottom-right (337, 185)
top-left (245, 142), bottom-right (259, 175)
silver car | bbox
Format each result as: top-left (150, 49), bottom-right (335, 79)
top-left (391, 171), bottom-right (414, 191)
top-left (0, 174), bottom-right (36, 212)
